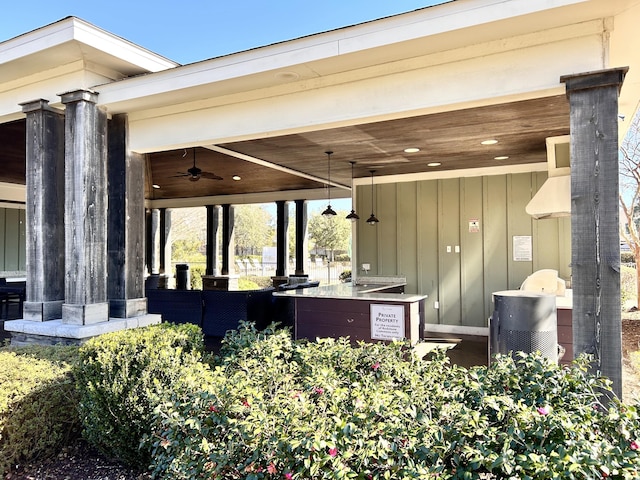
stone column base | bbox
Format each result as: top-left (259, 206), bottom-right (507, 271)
top-left (110, 298), bottom-right (148, 318)
top-left (23, 300), bottom-right (64, 321)
top-left (62, 302), bottom-right (110, 325)
top-left (4, 313), bottom-right (162, 346)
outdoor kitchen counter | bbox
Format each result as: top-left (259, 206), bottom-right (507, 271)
top-left (273, 279), bottom-right (427, 344)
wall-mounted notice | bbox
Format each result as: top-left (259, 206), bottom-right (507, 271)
top-left (469, 219), bottom-right (480, 233)
top-left (370, 304), bottom-right (405, 341)
top-left (513, 235), bottom-right (532, 262)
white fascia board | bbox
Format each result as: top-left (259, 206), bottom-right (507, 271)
top-left (96, 0), bottom-right (596, 111)
top-left (127, 33), bottom-right (601, 153)
top-left (96, 40), bottom-right (339, 108)
top-left (336, 0), bottom-right (589, 54)
top-left (70, 18), bottom-right (178, 72)
top-left (0, 17), bottom-right (177, 74)
top-left (0, 19), bottom-right (76, 65)
top-left (121, 19), bottom-right (605, 124)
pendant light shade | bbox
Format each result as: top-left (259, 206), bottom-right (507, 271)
top-left (322, 150), bottom-right (337, 216)
top-left (345, 161), bottom-right (360, 221)
top-left (367, 169), bottom-right (379, 225)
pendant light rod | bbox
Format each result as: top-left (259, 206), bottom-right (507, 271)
top-left (367, 169), bottom-right (379, 225)
top-left (322, 150), bottom-right (337, 216)
top-left (346, 161), bottom-right (360, 221)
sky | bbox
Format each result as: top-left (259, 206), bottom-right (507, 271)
top-left (1, 0), bottom-right (447, 64)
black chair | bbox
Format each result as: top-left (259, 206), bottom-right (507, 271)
top-left (201, 288), bottom-right (274, 337)
top-left (0, 279), bottom-right (25, 320)
top-left (146, 289), bottom-right (203, 326)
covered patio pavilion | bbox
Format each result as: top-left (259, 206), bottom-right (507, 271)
top-left (1, 0), bottom-right (640, 396)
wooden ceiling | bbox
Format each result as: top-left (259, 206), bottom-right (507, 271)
top-left (0, 95), bottom-right (570, 202)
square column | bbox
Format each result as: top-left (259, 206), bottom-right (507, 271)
top-left (221, 204), bottom-right (235, 275)
top-left (60, 90), bottom-right (109, 325)
top-left (107, 114), bottom-right (148, 318)
top-left (294, 199), bottom-right (309, 276)
top-left (20, 99), bottom-right (65, 320)
top-left (206, 205), bottom-right (221, 276)
top-left (275, 200), bottom-right (290, 278)
top-left (561, 67), bottom-right (627, 398)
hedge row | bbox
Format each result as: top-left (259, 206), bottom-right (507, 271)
top-left (3, 322), bottom-right (640, 479)
top-left (148, 324), bottom-right (640, 479)
top-left (0, 345), bottom-right (81, 476)
top-left (74, 322), bottom-right (212, 470)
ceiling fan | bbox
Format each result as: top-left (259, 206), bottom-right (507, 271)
top-left (173, 148), bottom-right (223, 182)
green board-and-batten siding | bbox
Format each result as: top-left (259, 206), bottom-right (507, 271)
top-left (356, 171), bottom-right (571, 328)
top-left (0, 207), bottom-right (26, 272)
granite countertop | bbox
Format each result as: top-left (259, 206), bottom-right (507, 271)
top-left (273, 279), bottom-right (427, 303)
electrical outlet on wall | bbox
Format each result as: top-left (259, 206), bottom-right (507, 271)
top-left (434, 301), bottom-right (439, 309)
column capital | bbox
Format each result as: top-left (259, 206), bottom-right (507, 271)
top-left (60, 89), bottom-right (99, 105)
top-left (560, 67), bottom-right (628, 96)
top-left (20, 99), bottom-right (63, 114)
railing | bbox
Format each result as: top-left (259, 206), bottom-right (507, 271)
top-left (170, 260), bottom-right (350, 286)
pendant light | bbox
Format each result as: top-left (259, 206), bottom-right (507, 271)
top-left (322, 150), bottom-right (337, 216)
top-left (367, 169), bottom-right (379, 225)
top-left (345, 161), bottom-right (360, 221)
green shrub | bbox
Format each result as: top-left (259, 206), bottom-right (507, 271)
top-left (622, 251), bottom-right (635, 264)
top-left (190, 264), bottom-right (206, 290)
top-left (150, 324), bottom-right (640, 480)
top-left (0, 345), bottom-right (81, 476)
top-left (238, 276), bottom-right (260, 290)
top-left (74, 323), bottom-right (213, 470)
top-left (243, 275), bottom-right (273, 289)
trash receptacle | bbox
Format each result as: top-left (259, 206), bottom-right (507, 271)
top-left (176, 264), bottom-right (190, 290)
top-left (490, 290), bottom-right (558, 362)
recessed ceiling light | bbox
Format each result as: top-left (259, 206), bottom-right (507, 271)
top-left (494, 156), bottom-right (509, 160)
top-left (232, 175), bottom-right (242, 181)
top-left (481, 139), bottom-right (498, 145)
top-left (152, 184), bottom-right (160, 189)
top-left (404, 147), bottom-right (420, 153)
top-left (427, 162), bottom-right (441, 167)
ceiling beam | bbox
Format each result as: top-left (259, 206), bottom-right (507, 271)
top-left (205, 144), bottom-right (350, 189)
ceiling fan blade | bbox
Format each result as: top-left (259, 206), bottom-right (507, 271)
top-left (201, 171), bottom-right (223, 180)
top-left (171, 172), bottom-right (190, 177)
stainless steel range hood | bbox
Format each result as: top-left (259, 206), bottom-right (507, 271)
top-left (526, 135), bottom-right (571, 219)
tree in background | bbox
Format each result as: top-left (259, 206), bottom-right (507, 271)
top-left (170, 208), bottom-right (206, 263)
top-left (234, 205), bottom-right (274, 256)
top-left (619, 110), bottom-right (640, 308)
top-left (308, 211), bottom-right (351, 262)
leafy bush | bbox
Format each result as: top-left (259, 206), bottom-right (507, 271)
top-left (190, 264), bottom-right (206, 290)
top-left (238, 276), bottom-right (260, 290)
top-left (243, 275), bottom-right (273, 289)
top-left (0, 345), bottom-right (81, 476)
top-left (149, 324), bottom-right (640, 479)
top-left (74, 323), bottom-right (213, 470)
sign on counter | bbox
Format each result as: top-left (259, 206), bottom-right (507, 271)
top-left (370, 304), bottom-right (405, 341)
